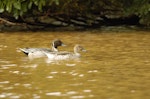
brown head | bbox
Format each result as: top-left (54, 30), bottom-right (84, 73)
top-left (52, 39), bottom-right (66, 48)
top-left (74, 44), bottom-right (86, 53)
top-left (51, 39), bottom-right (66, 51)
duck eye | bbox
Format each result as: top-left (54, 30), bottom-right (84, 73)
top-left (80, 47), bottom-right (83, 50)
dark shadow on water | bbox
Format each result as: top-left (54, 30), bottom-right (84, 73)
top-left (0, 24), bottom-right (150, 33)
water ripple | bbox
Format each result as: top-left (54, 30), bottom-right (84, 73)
top-left (1, 64), bottom-right (17, 70)
top-left (20, 64), bottom-right (38, 68)
top-left (83, 90), bottom-right (91, 93)
top-left (0, 81), bottom-right (10, 84)
top-left (0, 60), bottom-right (10, 64)
top-left (0, 93), bottom-right (21, 99)
top-left (46, 76), bottom-right (54, 79)
top-left (66, 63), bottom-right (76, 66)
top-left (70, 95), bottom-right (85, 99)
top-left (22, 83), bottom-right (32, 88)
top-left (0, 45), bottom-right (7, 51)
top-left (3, 86), bottom-right (14, 90)
top-left (46, 92), bottom-right (62, 96)
top-left (66, 91), bottom-right (78, 95)
top-left (32, 94), bottom-right (41, 99)
top-left (45, 90), bottom-right (93, 98)
top-left (87, 70), bottom-right (98, 73)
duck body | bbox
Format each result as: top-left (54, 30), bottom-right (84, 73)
top-left (44, 44), bottom-right (86, 60)
top-left (45, 52), bottom-right (81, 60)
top-left (20, 39), bottom-right (65, 58)
top-left (20, 48), bottom-right (52, 58)
top-left (20, 48), bottom-right (51, 55)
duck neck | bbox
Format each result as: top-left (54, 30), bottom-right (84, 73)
top-left (52, 47), bottom-right (58, 52)
top-left (74, 47), bottom-right (80, 56)
top-left (51, 44), bottom-right (58, 52)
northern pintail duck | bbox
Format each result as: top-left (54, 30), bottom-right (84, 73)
top-left (20, 39), bottom-right (65, 58)
top-left (44, 44), bottom-right (86, 60)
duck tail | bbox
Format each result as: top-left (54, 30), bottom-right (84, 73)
top-left (19, 48), bottom-right (29, 55)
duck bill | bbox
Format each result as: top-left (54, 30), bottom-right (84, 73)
top-left (82, 49), bottom-right (86, 52)
top-left (61, 43), bottom-right (67, 46)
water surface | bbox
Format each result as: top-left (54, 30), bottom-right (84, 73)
top-left (0, 30), bottom-right (150, 99)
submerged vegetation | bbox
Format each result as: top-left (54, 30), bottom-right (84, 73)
top-left (0, 0), bottom-right (150, 30)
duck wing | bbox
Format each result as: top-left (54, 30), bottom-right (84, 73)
top-left (19, 48), bottom-right (52, 55)
top-left (55, 51), bottom-right (72, 55)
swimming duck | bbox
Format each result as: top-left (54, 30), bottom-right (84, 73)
top-left (44, 44), bottom-right (86, 60)
top-left (20, 39), bottom-right (65, 58)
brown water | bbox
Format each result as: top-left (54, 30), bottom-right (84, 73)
top-left (0, 30), bottom-right (150, 99)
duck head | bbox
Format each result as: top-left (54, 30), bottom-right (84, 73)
top-left (51, 39), bottom-right (66, 51)
top-left (74, 44), bottom-right (86, 53)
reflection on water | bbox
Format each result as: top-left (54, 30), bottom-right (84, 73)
top-left (0, 30), bottom-right (150, 99)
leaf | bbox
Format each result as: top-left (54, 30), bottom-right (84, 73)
top-left (13, 9), bottom-right (19, 19)
top-left (19, 11), bottom-right (23, 16)
top-left (13, 1), bottom-right (21, 10)
top-left (38, 3), bottom-right (42, 11)
top-left (38, 0), bottom-right (46, 12)
top-left (6, 1), bottom-right (13, 13)
top-left (33, 0), bottom-right (38, 6)
top-left (0, 2), bottom-right (4, 13)
top-left (22, 3), bottom-right (27, 12)
top-left (55, 0), bottom-right (59, 5)
top-left (41, 0), bottom-right (46, 6)
top-left (20, 2), bottom-right (28, 12)
top-left (0, 8), bottom-right (4, 13)
top-left (28, 1), bottom-right (33, 9)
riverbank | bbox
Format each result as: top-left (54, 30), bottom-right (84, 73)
top-left (0, 24), bottom-right (150, 32)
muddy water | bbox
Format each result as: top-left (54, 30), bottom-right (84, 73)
top-left (0, 30), bottom-right (150, 99)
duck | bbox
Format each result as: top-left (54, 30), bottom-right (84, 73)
top-left (44, 44), bottom-right (86, 60)
top-left (19, 39), bottom-right (65, 58)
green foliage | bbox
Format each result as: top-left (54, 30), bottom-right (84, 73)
top-left (0, 0), bottom-right (150, 26)
top-left (0, 0), bottom-right (60, 19)
top-left (121, 0), bottom-right (150, 25)
top-left (0, 1), bottom-right (5, 13)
